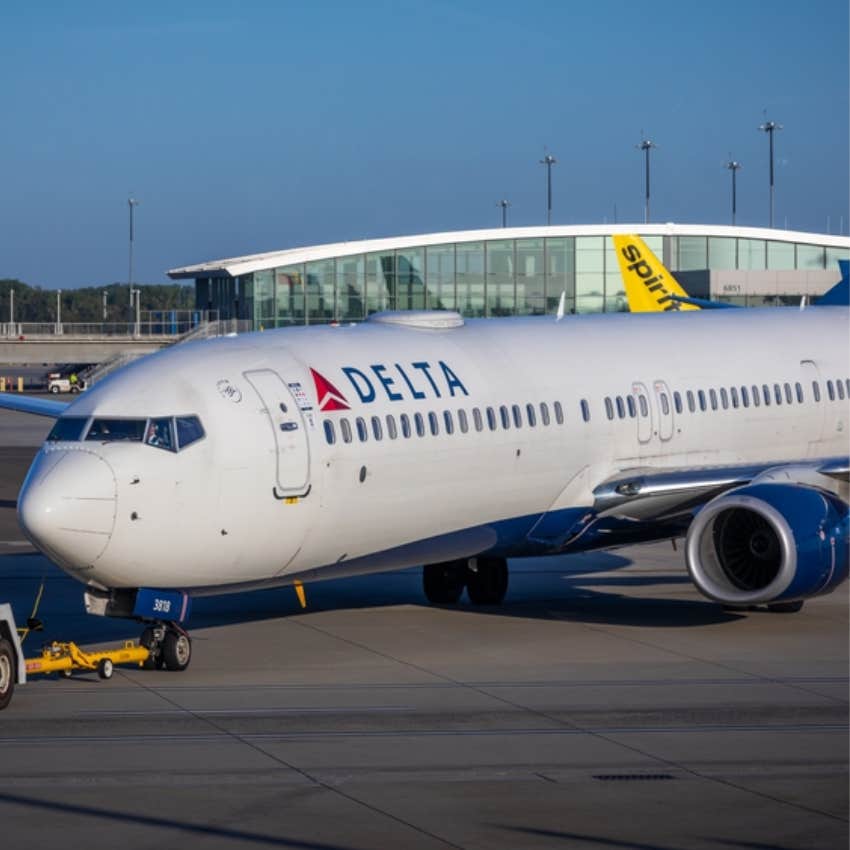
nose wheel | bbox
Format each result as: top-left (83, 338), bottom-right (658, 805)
top-left (140, 622), bottom-right (192, 672)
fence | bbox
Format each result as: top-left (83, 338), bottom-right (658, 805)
top-left (0, 310), bottom-right (219, 339)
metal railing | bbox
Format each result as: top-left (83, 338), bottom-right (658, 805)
top-left (0, 310), bottom-right (219, 339)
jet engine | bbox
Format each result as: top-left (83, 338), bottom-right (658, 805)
top-left (686, 482), bottom-right (848, 607)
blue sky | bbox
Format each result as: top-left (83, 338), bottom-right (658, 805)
top-left (1, 0), bottom-right (847, 289)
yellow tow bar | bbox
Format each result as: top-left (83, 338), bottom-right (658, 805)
top-left (25, 641), bottom-right (151, 680)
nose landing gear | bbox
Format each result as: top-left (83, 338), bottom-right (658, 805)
top-left (140, 622), bottom-right (192, 672)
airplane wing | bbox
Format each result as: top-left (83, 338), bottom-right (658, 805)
top-left (613, 234), bottom-right (700, 313)
top-left (0, 393), bottom-right (70, 418)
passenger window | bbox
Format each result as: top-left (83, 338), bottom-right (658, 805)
top-left (428, 412), bottom-right (439, 435)
top-left (526, 403), bottom-right (537, 427)
top-left (639, 395), bottom-right (648, 417)
top-left (730, 387), bottom-right (739, 409)
top-left (87, 418), bottom-right (146, 443)
top-left (386, 415), bottom-right (398, 440)
top-left (323, 420), bottom-right (336, 445)
top-left (458, 409), bottom-right (469, 433)
top-left (846, 379), bottom-right (850, 397)
top-left (371, 416), bottom-right (383, 440)
top-left (414, 412), bottom-right (425, 437)
top-left (673, 391), bottom-right (682, 414)
top-left (709, 389), bottom-right (718, 410)
top-left (486, 407), bottom-right (497, 431)
top-left (443, 410), bottom-right (454, 434)
top-left (774, 384), bottom-right (782, 405)
top-left (604, 397), bottom-right (614, 420)
top-left (660, 393), bottom-right (670, 415)
top-left (698, 390), bottom-right (707, 412)
top-left (740, 386), bottom-right (749, 408)
top-left (616, 396), bottom-right (625, 418)
top-left (340, 418), bottom-right (353, 443)
top-left (783, 383), bottom-right (792, 404)
top-left (540, 403), bottom-right (550, 426)
top-left (751, 386), bottom-right (759, 407)
top-left (827, 380), bottom-right (835, 401)
top-left (627, 395), bottom-right (636, 417)
top-left (795, 382), bottom-right (804, 404)
top-left (762, 384), bottom-right (770, 406)
top-left (356, 417), bottom-right (368, 441)
top-left (686, 390), bottom-right (695, 413)
top-left (499, 405), bottom-right (510, 429)
top-left (400, 413), bottom-right (411, 438)
top-left (473, 408), bottom-right (484, 431)
top-left (47, 416), bottom-right (88, 442)
top-left (812, 381), bottom-right (821, 402)
top-left (581, 399), bottom-right (591, 422)
top-left (554, 401), bottom-right (564, 425)
top-left (512, 404), bottom-right (522, 428)
top-left (837, 380), bottom-right (846, 401)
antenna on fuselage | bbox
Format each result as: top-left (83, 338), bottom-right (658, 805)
top-left (556, 290), bottom-right (566, 321)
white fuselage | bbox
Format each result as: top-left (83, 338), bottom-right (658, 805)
top-left (16, 306), bottom-right (850, 594)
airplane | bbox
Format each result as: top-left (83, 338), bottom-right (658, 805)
top-left (0, 285), bottom-right (847, 672)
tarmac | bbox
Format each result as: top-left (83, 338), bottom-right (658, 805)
top-left (0, 406), bottom-right (846, 849)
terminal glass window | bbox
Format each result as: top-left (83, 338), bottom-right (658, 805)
top-left (738, 239), bottom-right (766, 270)
top-left (797, 244), bottom-right (825, 270)
top-left (276, 265), bottom-right (305, 325)
top-left (603, 239), bottom-right (627, 313)
top-left (545, 237), bottom-right (575, 314)
top-left (365, 253), bottom-right (390, 315)
top-left (678, 237), bottom-right (707, 270)
top-left (486, 240), bottom-right (515, 316)
top-left (396, 248), bottom-right (425, 310)
top-left (305, 259), bottom-right (335, 323)
top-left (575, 236), bottom-right (605, 313)
top-left (252, 270), bottom-right (275, 328)
top-left (337, 255), bottom-right (365, 321)
top-left (516, 239), bottom-right (545, 315)
top-left (708, 237), bottom-right (736, 269)
top-left (767, 241), bottom-right (795, 270)
top-left (456, 242), bottom-right (485, 317)
top-left (826, 247), bottom-right (849, 270)
top-left (425, 244), bottom-right (455, 310)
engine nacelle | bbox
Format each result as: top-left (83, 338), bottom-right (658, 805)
top-left (686, 483), bottom-right (849, 606)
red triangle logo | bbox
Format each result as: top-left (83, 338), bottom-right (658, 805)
top-left (310, 368), bottom-right (350, 412)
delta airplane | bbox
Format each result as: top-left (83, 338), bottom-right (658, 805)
top-left (0, 283), bottom-right (848, 671)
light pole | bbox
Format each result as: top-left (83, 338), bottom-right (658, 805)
top-left (636, 136), bottom-right (656, 223)
top-left (758, 118), bottom-right (782, 228)
top-left (725, 159), bottom-right (742, 225)
top-left (539, 152), bottom-right (556, 225)
top-left (56, 289), bottom-right (62, 335)
top-left (496, 199), bottom-right (511, 228)
top-left (131, 288), bottom-right (140, 338)
top-left (102, 290), bottom-right (108, 321)
top-left (128, 196), bottom-right (140, 319)
top-left (9, 288), bottom-right (13, 327)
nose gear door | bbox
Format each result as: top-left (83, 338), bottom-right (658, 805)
top-left (244, 369), bottom-right (311, 498)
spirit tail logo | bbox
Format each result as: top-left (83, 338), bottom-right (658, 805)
top-left (310, 368), bottom-right (350, 411)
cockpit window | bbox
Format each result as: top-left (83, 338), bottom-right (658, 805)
top-left (46, 417), bottom-right (89, 442)
top-left (145, 417), bottom-right (175, 452)
top-left (86, 418), bottom-right (146, 442)
top-left (175, 416), bottom-right (205, 449)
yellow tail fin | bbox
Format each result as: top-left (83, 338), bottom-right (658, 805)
top-left (613, 234), bottom-right (699, 312)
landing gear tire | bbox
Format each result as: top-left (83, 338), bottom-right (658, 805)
top-left (162, 630), bottom-right (192, 672)
top-left (767, 600), bottom-right (804, 613)
top-left (466, 557), bottom-right (509, 605)
top-left (97, 658), bottom-right (114, 680)
top-left (0, 638), bottom-right (14, 710)
top-left (423, 561), bottom-right (466, 604)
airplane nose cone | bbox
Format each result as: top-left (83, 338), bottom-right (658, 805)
top-left (18, 448), bottom-right (117, 569)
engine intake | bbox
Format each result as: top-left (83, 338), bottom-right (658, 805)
top-left (686, 483), bottom-right (848, 606)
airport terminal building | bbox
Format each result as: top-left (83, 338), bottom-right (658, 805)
top-left (168, 224), bottom-right (850, 328)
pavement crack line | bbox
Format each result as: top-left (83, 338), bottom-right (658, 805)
top-left (288, 616), bottom-right (848, 826)
top-left (119, 668), bottom-right (468, 850)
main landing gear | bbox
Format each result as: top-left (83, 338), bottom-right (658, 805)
top-left (423, 557), bottom-right (509, 606)
top-left (140, 622), bottom-right (192, 672)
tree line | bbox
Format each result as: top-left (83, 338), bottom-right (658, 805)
top-left (0, 280), bottom-right (195, 324)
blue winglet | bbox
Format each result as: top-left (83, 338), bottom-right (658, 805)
top-left (817, 260), bottom-right (850, 306)
top-left (0, 393), bottom-right (69, 418)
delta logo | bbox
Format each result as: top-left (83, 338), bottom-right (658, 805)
top-left (311, 360), bottom-right (469, 412)
top-left (310, 368), bottom-right (350, 412)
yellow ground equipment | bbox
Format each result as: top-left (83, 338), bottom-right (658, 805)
top-left (25, 640), bottom-right (151, 680)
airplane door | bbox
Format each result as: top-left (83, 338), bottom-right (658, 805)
top-left (800, 359), bottom-right (826, 452)
top-left (244, 369), bottom-right (311, 498)
top-left (653, 380), bottom-right (674, 441)
top-left (632, 382), bottom-right (652, 444)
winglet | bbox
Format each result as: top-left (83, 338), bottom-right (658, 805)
top-left (0, 394), bottom-right (69, 418)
